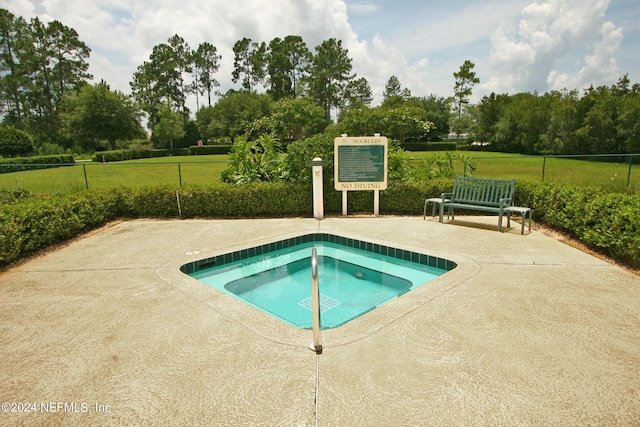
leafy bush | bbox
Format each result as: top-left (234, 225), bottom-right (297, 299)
top-left (0, 188), bottom-right (32, 204)
top-left (220, 135), bottom-right (288, 184)
top-left (0, 154), bottom-right (75, 174)
top-left (515, 180), bottom-right (640, 267)
top-left (0, 189), bottom-right (128, 265)
top-left (0, 126), bottom-right (35, 157)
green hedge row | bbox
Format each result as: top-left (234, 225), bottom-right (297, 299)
top-left (0, 154), bottom-right (75, 174)
top-left (515, 181), bottom-right (640, 266)
top-left (189, 145), bottom-right (233, 155)
top-left (401, 142), bottom-right (457, 152)
top-left (92, 148), bottom-right (190, 162)
top-left (93, 145), bottom-right (232, 162)
top-left (1, 180), bottom-right (638, 268)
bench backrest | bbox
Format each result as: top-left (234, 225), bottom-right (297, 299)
top-left (451, 176), bottom-right (515, 207)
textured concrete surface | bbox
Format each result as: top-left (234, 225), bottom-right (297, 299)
top-left (1, 216), bottom-right (639, 426)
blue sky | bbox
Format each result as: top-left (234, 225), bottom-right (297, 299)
top-left (3, 0), bottom-right (638, 110)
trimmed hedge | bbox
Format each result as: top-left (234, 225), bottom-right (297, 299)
top-left (93, 145), bottom-right (231, 162)
top-left (0, 154), bottom-right (75, 174)
top-left (92, 148), bottom-right (191, 162)
top-left (189, 145), bottom-right (232, 155)
top-left (515, 180), bottom-right (640, 266)
top-left (0, 189), bottom-right (129, 265)
top-left (1, 180), bottom-right (638, 268)
top-left (401, 142), bottom-right (457, 152)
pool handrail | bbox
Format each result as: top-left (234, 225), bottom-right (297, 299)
top-left (309, 247), bottom-right (323, 354)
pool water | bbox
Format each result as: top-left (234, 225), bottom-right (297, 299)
top-left (182, 234), bottom-right (455, 329)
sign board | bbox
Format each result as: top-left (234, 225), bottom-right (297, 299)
top-left (334, 136), bottom-right (388, 191)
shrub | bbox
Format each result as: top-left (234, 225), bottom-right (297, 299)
top-left (0, 155), bottom-right (75, 174)
top-left (515, 180), bottom-right (639, 267)
top-left (0, 188), bottom-right (32, 204)
top-left (0, 126), bottom-right (35, 157)
top-left (0, 189), bottom-right (128, 265)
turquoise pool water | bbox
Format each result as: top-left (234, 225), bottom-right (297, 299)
top-left (182, 234), bottom-right (456, 329)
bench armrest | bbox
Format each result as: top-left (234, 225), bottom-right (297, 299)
top-left (499, 198), bottom-right (513, 208)
top-left (441, 192), bottom-right (454, 200)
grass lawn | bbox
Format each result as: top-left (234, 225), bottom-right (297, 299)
top-left (409, 151), bottom-right (639, 193)
top-left (1, 151), bottom-right (638, 195)
top-left (0, 155), bottom-right (231, 194)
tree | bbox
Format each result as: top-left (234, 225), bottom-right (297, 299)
top-left (339, 104), bottom-right (434, 142)
top-left (538, 90), bottom-right (581, 154)
top-left (0, 13), bottom-right (91, 140)
top-left (232, 37), bottom-right (267, 92)
top-left (475, 92), bottom-right (509, 144)
top-left (0, 125), bottom-right (34, 157)
top-left (493, 92), bottom-right (550, 154)
top-left (167, 34), bottom-right (192, 117)
top-left (266, 97), bottom-right (325, 141)
top-left (283, 35), bottom-right (311, 98)
top-left (308, 38), bottom-right (354, 125)
top-left (201, 90), bottom-right (272, 142)
top-left (192, 41), bottom-right (221, 108)
top-left (153, 103), bottom-right (185, 149)
top-left (266, 35), bottom-right (311, 99)
top-left (130, 35), bottom-right (187, 129)
top-left (452, 60), bottom-right (479, 119)
top-left (25, 17), bottom-right (92, 138)
top-left (383, 76), bottom-right (402, 100)
top-left (342, 77), bottom-right (372, 111)
top-left (417, 95), bottom-right (451, 141)
top-left (60, 82), bottom-right (144, 151)
top-left (0, 10), bottom-right (30, 128)
top-left (618, 85), bottom-right (640, 153)
top-left (266, 37), bottom-right (292, 100)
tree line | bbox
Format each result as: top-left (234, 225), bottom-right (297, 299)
top-left (471, 76), bottom-right (640, 155)
top-left (1, 7), bottom-right (639, 157)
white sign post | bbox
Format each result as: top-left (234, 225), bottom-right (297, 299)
top-left (334, 135), bottom-right (388, 216)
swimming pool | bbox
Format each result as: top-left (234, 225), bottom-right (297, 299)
top-left (181, 233), bottom-right (456, 329)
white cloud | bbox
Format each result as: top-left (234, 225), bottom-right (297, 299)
top-left (0, 0), bottom-right (36, 16)
top-left (347, 3), bottom-right (380, 15)
top-left (483, 0), bottom-right (623, 94)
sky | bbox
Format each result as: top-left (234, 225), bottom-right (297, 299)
top-left (3, 0), bottom-right (639, 112)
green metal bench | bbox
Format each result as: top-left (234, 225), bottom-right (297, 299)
top-left (439, 176), bottom-right (515, 232)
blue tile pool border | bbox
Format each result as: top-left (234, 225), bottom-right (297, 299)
top-left (180, 233), bottom-right (457, 275)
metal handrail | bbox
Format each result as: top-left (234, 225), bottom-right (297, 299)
top-left (309, 247), bottom-right (323, 354)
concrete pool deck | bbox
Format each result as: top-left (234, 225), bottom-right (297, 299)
top-left (1, 216), bottom-right (639, 426)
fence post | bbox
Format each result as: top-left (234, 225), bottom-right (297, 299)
top-left (83, 164), bottom-right (89, 190)
top-left (541, 157), bottom-right (547, 182)
top-left (178, 163), bottom-right (183, 187)
top-left (628, 155), bottom-right (633, 188)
